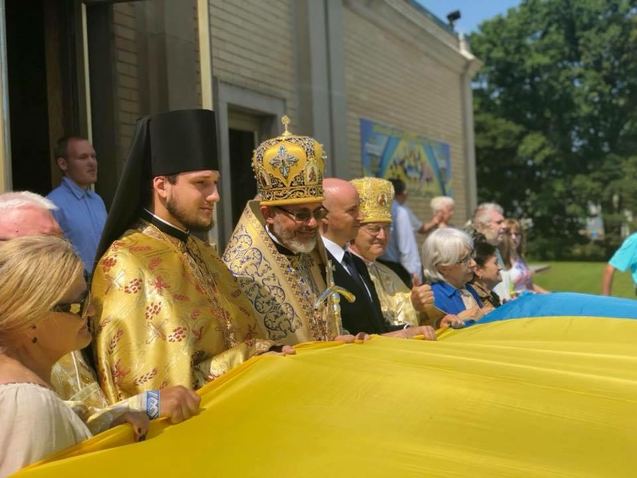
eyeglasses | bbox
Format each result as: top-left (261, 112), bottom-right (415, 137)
top-left (52, 290), bottom-right (91, 318)
top-left (456, 250), bottom-right (475, 265)
top-left (362, 224), bottom-right (391, 236)
top-left (276, 206), bottom-right (328, 223)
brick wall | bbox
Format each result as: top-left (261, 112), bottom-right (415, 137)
top-left (343, 2), bottom-right (469, 233)
top-left (209, 0), bottom-right (299, 129)
top-left (112, 3), bottom-right (140, 171)
top-left (111, 2), bottom-right (201, 171)
top-left (107, 0), bottom-right (471, 237)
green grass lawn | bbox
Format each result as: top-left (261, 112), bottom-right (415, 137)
top-left (531, 261), bottom-right (636, 298)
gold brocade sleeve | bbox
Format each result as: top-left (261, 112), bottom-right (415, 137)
top-left (91, 229), bottom-right (272, 403)
top-left (92, 246), bottom-right (160, 402)
top-left (65, 394), bottom-right (146, 435)
top-left (195, 341), bottom-right (273, 387)
top-left (52, 352), bottom-right (109, 410)
top-left (367, 262), bottom-right (420, 327)
top-left (52, 352), bottom-right (150, 434)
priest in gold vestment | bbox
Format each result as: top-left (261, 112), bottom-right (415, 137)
top-left (349, 178), bottom-right (436, 328)
top-left (91, 110), bottom-right (273, 403)
top-left (223, 117), bottom-right (341, 345)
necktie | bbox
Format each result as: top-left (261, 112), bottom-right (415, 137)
top-left (342, 251), bottom-right (369, 296)
top-left (343, 252), bottom-right (383, 330)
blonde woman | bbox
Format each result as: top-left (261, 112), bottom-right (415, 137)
top-left (0, 236), bottom-right (149, 476)
top-left (500, 219), bottom-right (548, 295)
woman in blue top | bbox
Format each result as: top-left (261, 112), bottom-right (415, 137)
top-left (421, 228), bottom-right (484, 321)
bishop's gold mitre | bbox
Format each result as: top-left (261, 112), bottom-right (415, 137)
top-left (252, 116), bottom-right (325, 206)
top-left (350, 177), bottom-right (394, 224)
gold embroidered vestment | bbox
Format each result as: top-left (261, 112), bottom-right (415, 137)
top-left (91, 220), bottom-right (271, 402)
top-left (223, 201), bottom-right (337, 345)
top-left (365, 261), bottom-right (420, 327)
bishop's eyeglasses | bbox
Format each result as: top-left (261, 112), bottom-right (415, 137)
top-left (276, 206), bottom-right (328, 223)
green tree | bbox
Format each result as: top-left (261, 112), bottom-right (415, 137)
top-left (470, 0), bottom-right (637, 259)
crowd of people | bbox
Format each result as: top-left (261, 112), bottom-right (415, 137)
top-left (374, 183), bottom-right (548, 324)
top-left (0, 109), bottom-right (545, 476)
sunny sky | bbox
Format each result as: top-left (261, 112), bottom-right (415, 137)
top-left (416, 0), bottom-right (522, 34)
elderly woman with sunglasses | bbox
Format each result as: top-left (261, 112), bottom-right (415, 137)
top-left (0, 236), bottom-right (197, 476)
top-left (0, 236), bottom-right (145, 475)
top-left (422, 228), bottom-right (488, 324)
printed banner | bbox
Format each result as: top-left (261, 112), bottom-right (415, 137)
top-left (360, 118), bottom-right (452, 198)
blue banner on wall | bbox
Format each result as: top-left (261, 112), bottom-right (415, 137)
top-left (360, 118), bottom-right (452, 198)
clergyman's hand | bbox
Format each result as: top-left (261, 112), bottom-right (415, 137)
top-left (159, 385), bottom-right (201, 424)
top-left (403, 325), bottom-right (436, 340)
top-left (265, 345), bottom-right (297, 356)
top-left (384, 325), bottom-right (436, 341)
top-left (335, 332), bottom-right (369, 343)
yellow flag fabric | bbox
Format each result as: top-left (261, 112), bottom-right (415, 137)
top-left (14, 316), bottom-right (637, 477)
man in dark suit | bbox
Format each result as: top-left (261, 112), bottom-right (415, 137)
top-left (320, 178), bottom-right (435, 340)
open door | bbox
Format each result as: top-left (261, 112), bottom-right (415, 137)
top-left (5, 0), bottom-right (87, 194)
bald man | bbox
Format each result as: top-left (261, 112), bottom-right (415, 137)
top-left (320, 178), bottom-right (435, 340)
top-left (0, 191), bottom-right (63, 240)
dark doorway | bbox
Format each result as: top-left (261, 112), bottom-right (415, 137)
top-left (228, 128), bottom-right (257, 226)
top-left (5, 0), bottom-right (84, 194)
top-left (6, 1), bottom-right (50, 193)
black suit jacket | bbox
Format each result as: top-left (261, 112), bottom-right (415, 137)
top-left (325, 250), bottom-right (394, 335)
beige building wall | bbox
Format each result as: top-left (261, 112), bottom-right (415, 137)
top-left (1, 0), bottom-right (477, 228)
top-left (110, 2), bottom-right (203, 165)
top-left (106, 0), bottom-right (475, 241)
top-left (343, 0), bottom-right (472, 230)
top-left (112, 4), bottom-right (141, 169)
top-left (210, 0), bottom-right (299, 130)
top-left (0, 0), bottom-right (476, 240)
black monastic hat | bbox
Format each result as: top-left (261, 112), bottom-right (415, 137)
top-left (94, 109), bottom-right (218, 265)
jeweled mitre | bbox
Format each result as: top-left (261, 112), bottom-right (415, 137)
top-left (351, 177), bottom-right (394, 223)
top-left (252, 116), bottom-right (325, 206)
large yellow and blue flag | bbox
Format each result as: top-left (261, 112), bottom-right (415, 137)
top-left (13, 293), bottom-right (637, 477)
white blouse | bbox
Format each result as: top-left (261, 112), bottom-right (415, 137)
top-left (0, 382), bottom-right (91, 477)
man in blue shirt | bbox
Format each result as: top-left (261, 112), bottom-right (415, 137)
top-left (379, 178), bottom-right (422, 288)
top-left (47, 136), bottom-right (107, 274)
top-left (602, 232), bottom-right (637, 296)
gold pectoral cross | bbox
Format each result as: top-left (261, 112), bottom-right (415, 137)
top-left (314, 259), bottom-right (355, 338)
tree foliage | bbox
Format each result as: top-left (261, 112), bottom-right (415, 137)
top-left (470, 0), bottom-right (637, 259)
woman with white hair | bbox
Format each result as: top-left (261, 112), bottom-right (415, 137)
top-left (422, 228), bottom-right (484, 319)
top-left (411, 196), bottom-right (455, 239)
top-left (429, 196), bottom-right (455, 229)
top-left (0, 236), bottom-right (150, 476)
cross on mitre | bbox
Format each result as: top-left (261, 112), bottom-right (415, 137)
top-left (270, 145), bottom-right (298, 178)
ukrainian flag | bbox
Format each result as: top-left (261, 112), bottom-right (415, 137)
top-left (14, 293), bottom-right (637, 477)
